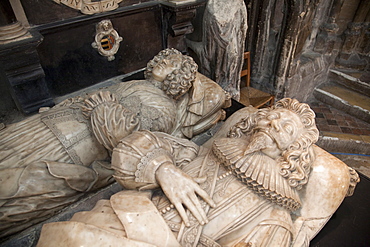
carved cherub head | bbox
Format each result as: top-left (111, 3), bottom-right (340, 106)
top-left (228, 98), bottom-right (319, 190)
top-left (145, 48), bottom-right (198, 99)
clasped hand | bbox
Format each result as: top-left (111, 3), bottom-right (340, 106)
top-left (155, 162), bottom-right (216, 227)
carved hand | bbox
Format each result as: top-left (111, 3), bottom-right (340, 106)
top-left (155, 162), bottom-right (216, 227)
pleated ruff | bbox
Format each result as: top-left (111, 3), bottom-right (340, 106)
top-left (213, 138), bottom-right (301, 211)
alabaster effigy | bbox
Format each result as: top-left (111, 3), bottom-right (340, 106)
top-left (0, 48), bottom-right (231, 238)
top-left (37, 98), bottom-right (359, 247)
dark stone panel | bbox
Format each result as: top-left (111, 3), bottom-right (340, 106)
top-left (311, 172), bottom-right (370, 247)
top-left (0, 30), bottom-right (54, 114)
top-left (0, 71), bottom-right (17, 114)
top-left (36, 5), bottom-right (164, 96)
top-left (20, 0), bottom-right (154, 26)
top-left (245, 0), bottom-right (287, 94)
top-left (224, 99), bottom-right (245, 119)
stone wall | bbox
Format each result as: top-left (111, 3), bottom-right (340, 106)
top-left (245, 0), bottom-right (287, 94)
top-left (275, 0), bottom-right (334, 102)
top-left (245, 0), bottom-right (369, 103)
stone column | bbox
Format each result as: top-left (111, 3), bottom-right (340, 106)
top-left (315, 0), bottom-right (344, 54)
top-left (342, 0), bottom-right (370, 53)
top-left (360, 19), bottom-right (370, 55)
top-left (0, 0), bottom-right (17, 25)
top-left (337, 0), bottom-right (370, 69)
top-left (0, 0), bottom-right (54, 114)
top-left (0, 0), bottom-right (29, 44)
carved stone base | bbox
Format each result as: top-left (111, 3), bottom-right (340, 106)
top-left (0, 21), bottom-right (30, 44)
top-left (0, 29), bottom-right (54, 114)
top-left (335, 52), bottom-right (368, 70)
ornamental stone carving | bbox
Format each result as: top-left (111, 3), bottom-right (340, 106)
top-left (0, 49), bottom-right (230, 238)
top-left (37, 98), bottom-right (359, 247)
top-left (91, 20), bottom-right (123, 61)
top-left (51, 0), bottom-right (123, 15)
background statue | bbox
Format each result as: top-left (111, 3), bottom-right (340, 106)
top-left (0, 49), bottom-right (230, 238)
top-left (187, 0), bottom-right (248, 100)
top-left (37, 98), bottom-right (359, 247)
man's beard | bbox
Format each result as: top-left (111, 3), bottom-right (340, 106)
top-left (243, 129), bottom-right (274, 156)
top-left (212, 131), bottom-right (302, 211)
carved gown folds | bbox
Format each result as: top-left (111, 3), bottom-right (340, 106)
top-left (0, 107), bottom-right (113, 238)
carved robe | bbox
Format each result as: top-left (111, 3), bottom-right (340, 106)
top-left (0, 106), bottom-right (113, 238)
top-left (175, 73), bottom-right (231, 138)
top-left (37, 108), bottom-right (359, 246)
top-left (113, 79), bottom-right (177, 133)
top-left (44, 130), bottom-right (294, 246)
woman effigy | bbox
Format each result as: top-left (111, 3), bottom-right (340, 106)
top-left (116, 48), bottom-right (231, 139)
top-left (37, 98), bottom-right (359, 247)
top-left (0, 48), bottom-right (230, 238)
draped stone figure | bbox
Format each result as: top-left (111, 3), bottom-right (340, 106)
top-left (0, 48), bottom-right (230, 238)
top-left (37, 98), bottom-right (359, 247)
top-left (187, 0), bottom-right (248, 100)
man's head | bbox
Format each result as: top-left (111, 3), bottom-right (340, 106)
top-left (145, 48), bottom-right (198, 99)
top-left (228, 98), bottom-right (319, 189)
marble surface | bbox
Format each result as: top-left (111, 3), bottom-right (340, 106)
top-left (0, 48), bottom-right (230, 239)
top-left (36, 99), bottom-right (359, 246)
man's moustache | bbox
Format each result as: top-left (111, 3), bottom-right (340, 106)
top-left (244, 130), bottom-right (272, 155)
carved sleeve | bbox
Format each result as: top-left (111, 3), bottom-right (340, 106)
top-left (111, 130), bottom-right (199, 190)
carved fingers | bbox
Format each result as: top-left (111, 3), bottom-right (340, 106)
top-left (155, 162), bottom-right (215, 227)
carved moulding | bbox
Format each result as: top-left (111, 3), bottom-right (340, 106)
top-left (91, 20), bottom-right (123, 61)
top-left (0, 22), bottom-right (31, 45)
top-left (166, 0), bottom-right (198, 5)
top-left (51, 0), bottom-right (123, 15)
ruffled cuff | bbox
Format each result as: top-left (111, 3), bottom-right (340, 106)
top-left (135, 148), bottom-right (174, 184)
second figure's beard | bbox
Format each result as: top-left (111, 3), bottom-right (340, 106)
top-left (243, 129), bottom-right (273, 156)
top-left (213, 130), bottom-right (302, 211)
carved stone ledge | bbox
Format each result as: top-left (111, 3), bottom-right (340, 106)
top-left (165, 0), bottom-right (198, 5)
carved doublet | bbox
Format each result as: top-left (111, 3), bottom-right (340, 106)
top-left (116, 80), bottom-right (177, 133)
top-left (152, 149), bottom-right (293, 246)
top-left (196, 73), bottom-right (231, 117)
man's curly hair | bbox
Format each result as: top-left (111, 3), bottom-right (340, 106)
top-left (228, 98), bottom-right (319, 190)
top-left (145, 48), bottom-right (198, 99)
